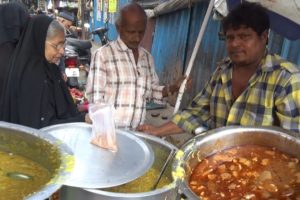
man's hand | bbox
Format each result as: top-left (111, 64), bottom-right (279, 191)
top-left (136, 121), bottom-right (184, 137)
top-left (136, 124), bottom-right (160, 136)
top-left (79, 64), bottom-right (89, 72)
top-left (70, 26), bottom-right (82, 33)
top-left (182, 76), bottom-right (193, 91)
top-left (170, 76), bottom-right (192, 94)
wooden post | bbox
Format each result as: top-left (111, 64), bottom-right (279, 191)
top-left (173, 0), bottom-right (214, 114)
top-left (80, 0), bottom-right (86, 39)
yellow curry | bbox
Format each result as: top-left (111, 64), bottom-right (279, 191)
top-left (105, 168), bottom-right (172, 193)
top-left (0, 150), bottom-right (52, 200)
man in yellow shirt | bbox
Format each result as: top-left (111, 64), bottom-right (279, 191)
top-left (137, 2), bottom-right (300, 136)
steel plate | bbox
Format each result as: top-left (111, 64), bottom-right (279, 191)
top-left (41, 123), bottom-right (154, 189)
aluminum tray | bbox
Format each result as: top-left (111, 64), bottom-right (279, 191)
top-left (41, 123), bottom-right (154, 189)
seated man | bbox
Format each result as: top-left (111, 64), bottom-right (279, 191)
top-left (137, 2), bottom-right (300, 136)
top-left (56, 11), bottom-right (80, 38)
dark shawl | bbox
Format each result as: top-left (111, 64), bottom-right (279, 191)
top-left (0, 3), bottom-right (30, 98)
top-left (0, 15), bottom-right (84, 128)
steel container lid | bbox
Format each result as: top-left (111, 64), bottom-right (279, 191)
top-left (41, 123), bottom-right (154, 189)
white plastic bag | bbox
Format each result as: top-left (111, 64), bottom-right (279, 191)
top-left (88, 103), bottom-right (117, 152)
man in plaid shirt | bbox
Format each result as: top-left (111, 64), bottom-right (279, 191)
top-left (137, 2), bottom-right (300, 136)
top-left (86, 3), bottom-right (186, 129)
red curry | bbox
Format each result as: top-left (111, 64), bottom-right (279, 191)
top-left (189, 145), bottom-right (300, 199)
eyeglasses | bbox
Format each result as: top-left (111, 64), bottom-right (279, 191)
top-left (47, 41), bottom-right (66, 51)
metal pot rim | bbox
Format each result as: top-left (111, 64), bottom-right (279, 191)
top-left (84, 182), bottom-right (177, 197)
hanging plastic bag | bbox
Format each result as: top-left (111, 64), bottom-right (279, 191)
top-left (88, 103), bottom-right (118, 152)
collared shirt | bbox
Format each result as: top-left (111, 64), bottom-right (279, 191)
top-left (172, 54), bottom-right (300, 134)
top-left (86, 37), bottom-right (164, 129)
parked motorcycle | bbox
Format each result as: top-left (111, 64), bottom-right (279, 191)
top-left (91, 18), bottom-right (110, 45)
top-left (63, 22), bottom-right (110, 113)
top-left (91, 27), bottom-right (109, 45)
top-left (64, 37), bottom-right (92, 90)
top-left (64, 19), bottom-right (110, 89)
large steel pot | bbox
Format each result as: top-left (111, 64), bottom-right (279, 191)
top-left (172, 126), bottom-right (300, 199)
top-left (42, 123), bottom-right (179, 200)
top-left (0, 121), bottom-right (74, 200)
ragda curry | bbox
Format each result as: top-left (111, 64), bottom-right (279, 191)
top-left (105, 167), bottom-right (171, 193)
top-left (0, 150), bottom-right (52, 200)
top-left (189, 145), bottom-right (300, 199)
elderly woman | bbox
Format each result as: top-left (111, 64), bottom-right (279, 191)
top-left (0, 15), bottom-right (90, 128)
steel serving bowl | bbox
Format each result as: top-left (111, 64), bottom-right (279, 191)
top-left (172, 126), bottom-right (300, 199)
top-left (41, 123), bottom-right (155, 189)
top-left (0, 121), bottom-right (74, 200)
top-left (41, 124), bottom-right (179, 200)
top-left (79, 131), bottom-right (179, 200)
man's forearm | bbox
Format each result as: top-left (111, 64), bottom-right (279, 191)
top-left (156, 121), bottom-right (184, 136)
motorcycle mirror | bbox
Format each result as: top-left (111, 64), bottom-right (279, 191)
top-left (105, 17), bottom-right (110, 24)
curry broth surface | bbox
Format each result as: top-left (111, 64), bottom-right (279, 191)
top-left (0, 150), bottom-right (52, 200)
top-left (189, 145), bottom-right (300, 199)
top-left (105, 168), bottom-right (171, 193)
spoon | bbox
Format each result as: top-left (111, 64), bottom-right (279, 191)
top-left (151, 149), bottom-right (176, 190)
top-left (6, 172), bottom-right (33, 180)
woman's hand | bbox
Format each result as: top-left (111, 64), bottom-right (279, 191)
top-left (85, 113), bottom-right (92, 124)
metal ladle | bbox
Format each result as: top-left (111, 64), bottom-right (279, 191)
top-left (151, 149), bottom-right (176, 190)
top-left (6, 172), bottom-right (33, 180)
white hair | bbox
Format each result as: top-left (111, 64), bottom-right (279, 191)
top-left (46, 20), bottom-right (65, 40)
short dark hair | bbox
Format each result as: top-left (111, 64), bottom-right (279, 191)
top-left (222, 2), bottom-right (270, 36)
top-left (58, 11), bottom-right (75, 23)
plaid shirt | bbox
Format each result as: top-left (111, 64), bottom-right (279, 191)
top-left (86, 37), bottom-right (164, 129)
top-left (172, 54), bottom-right (300, 134)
